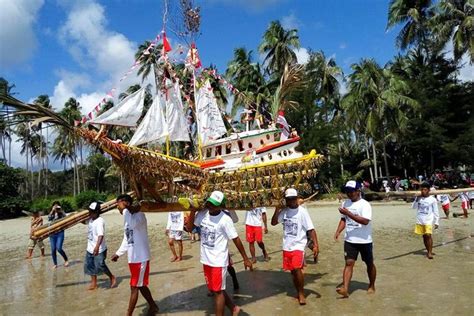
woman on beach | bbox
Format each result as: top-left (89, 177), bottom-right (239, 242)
top-left (48, 201), bottom-right (69, 268)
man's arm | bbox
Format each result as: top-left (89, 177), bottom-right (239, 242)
top-left (271, 207), bottom-right (282, 226)
top-left (185, 210), bottom-right (197, 232)
top-left (262, 212), bottom-right (268, 233)
top-left (339, 207), bottom-right (370, 225)
top-left (93, 235), bottom-right (104, 256)
top-left (232, 237), bottom-right (253, 270)
top-left (334, 218), bottom-right (346, 241)
top-left (308, 229), bottom-right (319, 255)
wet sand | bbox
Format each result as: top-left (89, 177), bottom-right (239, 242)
top-left (0, 201), bottom-right (473, 315)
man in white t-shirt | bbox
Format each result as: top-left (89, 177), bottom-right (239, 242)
top-left (83, 202), bottom-right (116, 290)
top-left (111, 194), bottom-right (158, 316)
top-left (271, 188), bottom-right (319, 305)
top-left (245, 207), bottom-right (269, 263)
top-left (166, 211), bottom-right (184, 262)
top-left (186, 191), bottom-right (253, 316)
top-left (451, 190), bottom-right (469, 218)
top-left (436, 192), bottom-right (451, 218)
top-left (334, 180), bottom-right (376, 298)
top-left (412, 182), bottom-right (439, 259)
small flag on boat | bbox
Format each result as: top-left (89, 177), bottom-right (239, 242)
top-left (277, 111), bottom-right (290, 140)
top-left (162, 32), bottom-right (172, 53)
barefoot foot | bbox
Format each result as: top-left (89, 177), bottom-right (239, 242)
top-left (110, 275), bottom-right (117, 288)
top-left (170, 256), bottom-right (178, 262)
top-left (367, 287), bottom-right (375, 294)
top-left (427, 253), bottom-right (434, 259)
top-left (232, 305), bottom-right (241, 316)
top-left (87, 285), bottom-right (97, 291)
top-left (336, 287), bottom-right (349, 298)
top-left (147, 304), bottom-right (159, 315)
top-left (298, 294), bottom-right (307, 305)
top-left (64, 261), bottom-right (69, 267)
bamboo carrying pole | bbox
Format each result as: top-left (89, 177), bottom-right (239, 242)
top-left (375, 187), bottom-right (474, 198)
top-left (32, 192), bottom-right (134, 240)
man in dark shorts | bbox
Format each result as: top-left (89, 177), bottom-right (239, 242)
top-left (334, 180), bottom-right (376, 298)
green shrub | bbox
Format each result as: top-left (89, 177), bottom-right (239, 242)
top-left (59, 198), bottom-right (75, 213)
top-left (30, 196), bottom-right (77, 214)
top-left (75, 190), bottom-right (107, 209)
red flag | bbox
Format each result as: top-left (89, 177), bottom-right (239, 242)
top-left (74, 120), bottom-right (80, 126)
top-left (162, 32), bottom-right (172, 52)
top-left (81, 117), bottom-right (87, 124)
top-left (276, 111), bottom-right (290, 140)
top-left (88, 112), bottom-right (93, 119)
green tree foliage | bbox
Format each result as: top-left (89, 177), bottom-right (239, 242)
top-left (0, 162), bottom-right (28, 218)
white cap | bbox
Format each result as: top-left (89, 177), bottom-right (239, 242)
top-left (207, 191), bottom-right (226, 206)
top-left (285, 188), bottom-right (298, 198)
top-left (88, 202), bottom-right (100, 212)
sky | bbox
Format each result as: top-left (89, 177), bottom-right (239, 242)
top-left (0, 0), bottom-right (472, 169)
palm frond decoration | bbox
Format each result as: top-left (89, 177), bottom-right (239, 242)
top-left (271, 63), bottom-right (306, 117)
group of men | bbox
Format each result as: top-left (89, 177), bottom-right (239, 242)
top-left (73, 179), bottom-right (377, 316)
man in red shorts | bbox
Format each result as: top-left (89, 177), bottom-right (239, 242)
top-left (186, 191), bottom-right (253, 316)
top-left (271, 188), bottom-right (319, 305)
top-left (245, 207), bottom-right (269, 263)
top-left (111, 194), bottom-right (159, 316)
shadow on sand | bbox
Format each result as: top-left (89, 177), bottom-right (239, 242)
top-left (147, 269), bottom-right (326, 315)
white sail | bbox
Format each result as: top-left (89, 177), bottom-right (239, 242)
top-left (128, 94), bottom-right (168, 146)
top-left (90, 88), bottom-right (145, 127)
top-left (166, 81), bottom-right (190, 142)
top-left (195, 80), bottom-right (227, 145)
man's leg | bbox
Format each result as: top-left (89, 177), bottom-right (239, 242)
top-left (139, 286), bottom-right (159, 313)
top-left (227, 265), bottom-right (239, 290)
top-left (291, 269), bottom-right (306, 305)
top-left (127, 286), bottom-right (140, 316)
top-left (223, 290), bottom-right (240, 315)
top-left (168, 239), bottom-right (178, 261)
top-left (249, 242), bottom-right (256, 263)
top-left (423, 234), bottom-right (433, 259)
top-left (177, 240), bottom-right (183, 260)
top-left (89, 275), bottom-right (98, 290)
top-left (366, 262), bottom-right (376, 293)
top-left (50, 236), bottom-right (58, 267)
top-left (214, 291), bottom-right (226, 316)
top-left (257, 241), bottom-right (269, 260)
top-left (26, 248), bottom-right (33, 259)
top-left (337, 259), bottom-right (355, 298)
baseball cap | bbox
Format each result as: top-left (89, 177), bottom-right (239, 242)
top-left (343, 180), bottom-right (362, 193)
top-left (285, 188), bottom-right (298, 198)
top-left (207, 191), bottom-right (225, 206)
top-left (88, 202), bottom-right (101, 212)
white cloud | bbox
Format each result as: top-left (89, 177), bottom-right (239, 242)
top-left (339, 42), bottom-right (347, 50)
top-left (443, 41), bottom-right (473, 82)
top-left (0, 0), bottom-right (44, 68)
top-left (294, 48), bottom-right (310, 64)
top-left (281, 12), bottom-right (301, 30)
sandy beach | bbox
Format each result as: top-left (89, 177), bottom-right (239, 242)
top-left (0, 201), bottom-right (472, 315)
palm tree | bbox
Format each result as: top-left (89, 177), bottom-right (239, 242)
top-left (16, 122), bottom-right (36, 199)
top-left (259, 20), bottom-right (300, 76)
top-left (135, 41), bottom-right (164, 91)
top-left (33, 95), bottom-right (51, 197)
top-left (431, 0), bottom-right (474, 62)
top-left (343, 58), bottom-right (419, 179)
top-left (387, 0), bottom-right (434, 50)
top-left (0, 115), bottom-right (12, 163)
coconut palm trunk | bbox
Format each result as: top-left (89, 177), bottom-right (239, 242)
top-left (382, 140), bottom-right (390, 179)
top-left (371, 139), bottom-right (378, 180)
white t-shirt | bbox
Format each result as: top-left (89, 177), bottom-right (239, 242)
top-left (341, 199), bottom-right (373, 244)
top-left (458, 192), bottom-right (469, 202)
top-left (194, 210), bottom-right (238, 267)
top-left (245, 207), bottom-right (266, 227)
top-left (437, 194), bottom-right (450, 206)
top-left (277, 205), bottom-right (314, 251)
top-left (116, 209), bottom-right (151, 263)
top-left (412, 196), bottom-right (440, 226)
top-left (468, 191), bottom-right (474, 199)
top-left (87, 217), bottom-right (107, 254)
top-left (167, 212), bottom-right (184, 231)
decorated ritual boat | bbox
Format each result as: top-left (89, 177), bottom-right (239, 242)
top-left (1, 2), bottom-right (324, 231)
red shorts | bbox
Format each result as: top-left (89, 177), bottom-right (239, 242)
top-left (461, 201), bottom-right (468, 210)
top-left (442, 204), bottom-right (450, 212)
top-left (203, 264), bottom-right (227, 292)
top-left (246, 225), bottom-right (263, 243)
top-left (129, 261), bottom-right (150, 287)
top-left (282, 250), bottom-right (304, 271)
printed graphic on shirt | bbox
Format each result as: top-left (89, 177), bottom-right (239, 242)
top-left (125, 228), bottom-right (134, 245)
top-left (88, 228), bottom-right (93, 241)
top-left (283, 218), bottom-right (298, 237)
top-left (201, 225), bottom-right (216, 248)
top-left (171, 213), bottom-right (180, 223)
top-left (418, 204), bottom-right (430, 215)
top-left (439, 195), bottom-right (449, 203)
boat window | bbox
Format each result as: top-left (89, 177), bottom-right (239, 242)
top-left (274, 133), bottom-right (279, 140)
top-left (238, 140), bottom-right (244, 152)
top-left (248, 142), bottom-right (253, 149)
top-left (225, 143), bottom-right (232, 154)
top-left (260, 139), bottom-right (265, 145)
top-left (268, 154), bottom-right (272, 160)
top-left (283, 150), bottom-right (287, 156)
top-left (215, 145), bottom-right (222, 156)
top-left (266, 134), bottom-right (270, 140)
top-left (206, 148), bottom-right (212, 158)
